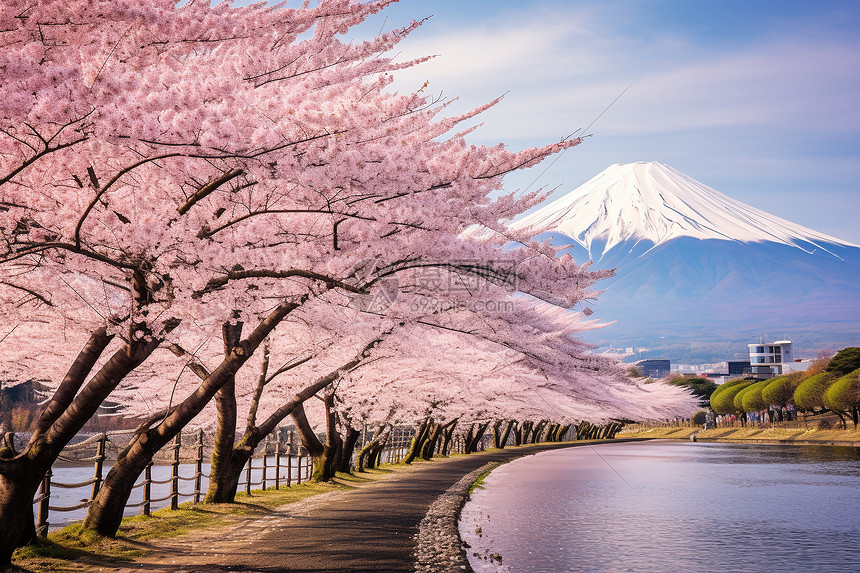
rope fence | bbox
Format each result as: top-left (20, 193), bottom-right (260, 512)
top-left (30, 420), bottom-right (579, 534)
top-left (32, 428), bottom-right (320, 535)
top-left (31, 425), bottom-right (416, 535)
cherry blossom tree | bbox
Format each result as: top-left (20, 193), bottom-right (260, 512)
top-left (0, 0), bottom-right (397, 555)
top-left (299, 295), bottom-right (697, 463)
top-left (0, 0), bottom-right (602, 550)
top-left (0, 1), bottom-right (697, 563)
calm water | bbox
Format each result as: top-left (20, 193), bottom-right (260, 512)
top-left (459, 441), bottom-right (860, 573)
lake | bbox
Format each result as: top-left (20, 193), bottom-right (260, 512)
top-left (459, 441), bottom-right (860, 573)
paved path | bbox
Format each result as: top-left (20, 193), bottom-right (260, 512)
top-left (113, 442), bottom-right (597, 573)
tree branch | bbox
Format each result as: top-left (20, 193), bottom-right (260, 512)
top-left (177, 168), bottom-right (244, 216)
top-left (74, 153), bottom-right (181, 248)
top-left (193, 269), bottom-right (365, 298)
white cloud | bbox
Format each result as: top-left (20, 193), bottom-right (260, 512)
top-left (388, 7), bottom-right (860, 139)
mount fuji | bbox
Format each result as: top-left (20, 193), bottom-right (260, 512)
top-left (513, 161), bottom-right (860, 363)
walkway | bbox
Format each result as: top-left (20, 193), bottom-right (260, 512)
top-left (108, 442), bottom-right (598, 573)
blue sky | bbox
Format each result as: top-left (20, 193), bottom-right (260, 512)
top-left (350, 0), bottom-right (860, 244)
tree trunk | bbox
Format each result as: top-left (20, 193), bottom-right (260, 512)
top-left (1, 328), bottom-right (112, 567)
top-left (499, 420), bottom-right (514, 449)
top-left (421, 422), bottom-right (442, 460)
top-left (290, 396), bottom-right (343, 482)
top-left (205, 322), bottom-right (243, 503)
top-left (403, 418), bottom-right (430, 465)
top-left (359, 423), bottom-right (389, 472)
top-left (492, 420), bottom-right (504, 449)
top-left (204, 445), bottom-right (252, 504)
top-left (368, 443), bottom-right (383, 468)
top-left (209, 335), bottom-right (387, 497)
top-left (1, 329), bottom-right (160, 564)
top-left (493, 420), bottom-right (516, 449)
top-left (339, 427), bottom-right (361, 473)
top-left (467, 421), bottom-right (490, 453)
top-left (314, 393), bottom-right (342, 482)
top-left (512, 422), bottom-right (523, 445)
top-left (834, 411), bottom-right (847, 430)
top-left (532, 420), bottom-right (548, 443)
top-left (362, 428), bottom-right (388, 470)
top-left (357, 428), bottom-right (378, 472)
top-left (463, 423), bottom-right (477, 453)
top-left (83, 301), bottom-right (300, 537)
top-left (520, 421), bottom-right (534, 444)
top-left (290, 402), bottom-right (325, 481)
top-left (439, 420), bottom-right (458, 457)
top-left (0, 469), bottom-right (42, 569)
top-left (360, 445), bottom-right (375, 470)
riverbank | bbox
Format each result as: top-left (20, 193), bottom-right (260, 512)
top-left (618, 425), bottom-right (860, 446)
top-left (11, 441), bottom-right (600, 573)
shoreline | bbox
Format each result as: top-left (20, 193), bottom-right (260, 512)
top-left (617, 425), bottom-right (860, 446)
top-left (16, 435), bottom-right (856, 572)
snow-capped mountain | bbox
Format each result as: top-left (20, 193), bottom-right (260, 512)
top-left (513, 162), bottom-right (860, 363)
top-left (515, 161), bottom-right (856, 260)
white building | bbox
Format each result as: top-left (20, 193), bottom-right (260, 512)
top-left (748, 340), bottom-right (796, 378)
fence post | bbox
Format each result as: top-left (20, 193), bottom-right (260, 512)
top-left (245, 457), bottom-right (252, 496)
top-left (143, 462), bottom-right (152, 516)
top-left (274, 440), bottom-right (281, 490)
top-left (262, 436), bottom-right (269, 491)
top-left (170, 433), bottom-right (181, 511)
top-left (36, 469), bottom-right (51, 537)
top-left (194, 428), bottom-right (204, 504)
top-left (91, 433), bottom-right (106, 501)
top-left (286, 446), bottom-right (292, 487)
top-left (296, 451), bottom-right (303, 485)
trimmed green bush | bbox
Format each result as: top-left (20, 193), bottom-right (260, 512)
top-left (740, 380), bottom-right (771, 413)
top-left (794, 372), bottom-right (838, 412)
top-left (761, 372), bottom-right (804, 409)
top-left (711, 380), bottom-right (754, 415)
top-left (822, 368), bottom-right (860, 427)
top-left (709, 378), bottom-right (748, 402)
top-left (733, 383), bottom-right (757, 413)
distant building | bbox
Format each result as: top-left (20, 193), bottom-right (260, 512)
top-left (727, 361), bottom-right (751, 377)
top-left (748, 340), bottom-right (794, 378)
top-left (635, 359), bottom-right (670, 378)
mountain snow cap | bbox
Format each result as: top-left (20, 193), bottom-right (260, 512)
top-left (513, 161), bottom-right (857, 259)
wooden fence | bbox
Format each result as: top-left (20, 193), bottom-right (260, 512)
top-left (30, 423), bottom-right (506, 534)
top-left (33, 429), bottom-right (314, 536)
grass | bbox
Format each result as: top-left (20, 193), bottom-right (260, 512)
top-left (618, 423), bottom-right (860, 445)
top-left (11, 465), bottom-right (402, 573)
top-left (467, 462), bottom-right (503, 496)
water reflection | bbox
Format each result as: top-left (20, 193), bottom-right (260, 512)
top-left (459, 441), bottom-right (860, 573)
